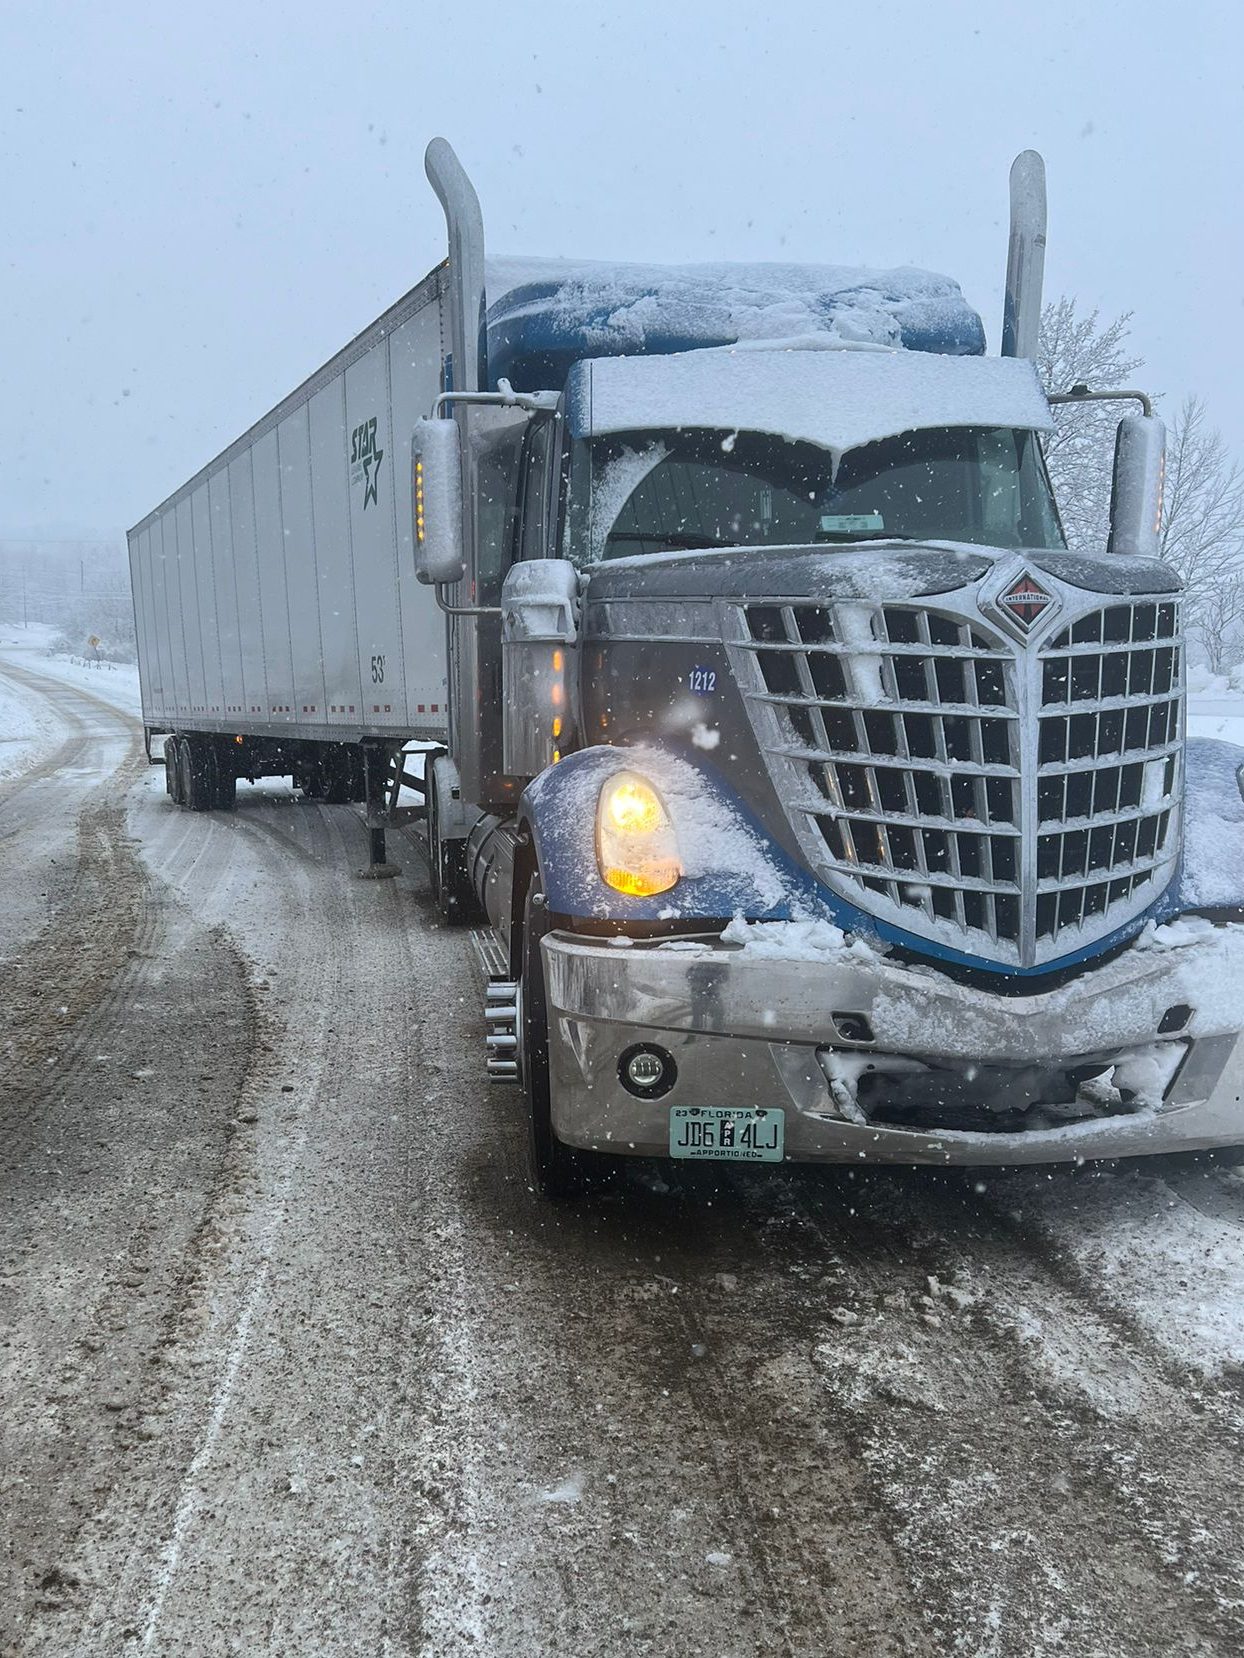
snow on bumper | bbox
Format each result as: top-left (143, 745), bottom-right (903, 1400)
top-left (542, 919), bottom-right (1244, 1165)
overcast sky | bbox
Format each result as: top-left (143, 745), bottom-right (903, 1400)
top-left (2, 0), bottom-right (1240, 539)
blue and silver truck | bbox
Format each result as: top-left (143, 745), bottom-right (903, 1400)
top-left (132, 141), bottom-right (1244, 1196)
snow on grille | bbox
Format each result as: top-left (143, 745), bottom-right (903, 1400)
top-left (1035, 600), bottom-right (1182, 942)
top-left (735, 601), bottom-right (1023, 946)
top-left (731, 592), bottom-right (1184, 967)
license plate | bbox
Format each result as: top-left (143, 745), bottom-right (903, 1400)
top-left (668, 1106), bottom-right (785, 1162)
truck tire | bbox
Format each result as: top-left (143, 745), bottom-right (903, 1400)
top-left (520, 881), bottom-right (597, 1200)
top-left (428, 764), bottom-right (475, 924)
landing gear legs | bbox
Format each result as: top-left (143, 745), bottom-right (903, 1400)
top-left (356, 743), bottom-right (402, 880)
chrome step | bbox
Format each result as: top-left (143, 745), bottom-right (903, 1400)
top-left (484, 975), bottom-right (520, 1085)
top-left (468, 926), bottom-right (509, 982)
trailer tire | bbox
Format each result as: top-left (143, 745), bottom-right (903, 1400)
top-left (321, 748), bottom-right (356, 805)
top-left (213, 743), bottom-right (237, 811)
top-left (174, 736), bottom-right (192, 808)
top-left (183, 735), bottom-right (213, 812)
top-left (167, 736), bottom-right (186, 806)
top-left (520, 881), bottom-right (599, 1201)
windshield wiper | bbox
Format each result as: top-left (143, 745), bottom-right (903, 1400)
top-left (608, 529), bottom-right (926, 550)
top-left (814, 530), bottom-right (922, 544)
top-left (607, 531), bottom-right (732, 551)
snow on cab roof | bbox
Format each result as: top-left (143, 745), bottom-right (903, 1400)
top-left (484, 256), bottom-right (985, 391)
top-left (564, 347), bottom-right (1053, 456)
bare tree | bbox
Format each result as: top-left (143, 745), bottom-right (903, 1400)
top-left (1037, 298), bottom-right (1143, 555)
top-left (1038, 308), bottom-right (1244, 670)
top-left (1160, 396), bottom-right (1244, 587)
top-left (1193, 570), bottom-right (1244, 677)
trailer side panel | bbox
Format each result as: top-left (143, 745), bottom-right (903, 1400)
top-left (129, 268), bottom-right (449, 743)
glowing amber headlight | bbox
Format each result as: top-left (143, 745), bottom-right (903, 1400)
top-left (596, 771), bottom-right (681, 897)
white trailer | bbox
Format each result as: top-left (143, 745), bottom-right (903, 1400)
top-left (128, 263), bottom-right (452, 825)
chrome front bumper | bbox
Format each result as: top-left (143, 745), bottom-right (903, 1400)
top-left (542, 925), bottom-right (1244, 1165)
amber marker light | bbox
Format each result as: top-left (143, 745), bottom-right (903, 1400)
top-left (413, 456), bottom-right (426, 543)
top-left (596, 770), bottom-right (682, 897)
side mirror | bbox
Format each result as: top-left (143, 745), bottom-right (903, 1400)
top-left (411, 417), bottom-right (465, 585)
top-left (1108, 413), bottom-right (1165, 560)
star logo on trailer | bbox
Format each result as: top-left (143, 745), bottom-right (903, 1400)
top-left (362, 450), bottom-right (383, 508)
top-left (997, 571), bottom-right (1055, 631)
top-left (349, 416), bottom-right (385, 510)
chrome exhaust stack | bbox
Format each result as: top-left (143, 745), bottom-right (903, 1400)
top-left (1001, 149), bottom-right (1047, 360)
top-left (425, 137), bottom-right (488, 394)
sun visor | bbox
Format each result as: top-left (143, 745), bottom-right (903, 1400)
top-left (564, 348), bottom-right (1053, 456)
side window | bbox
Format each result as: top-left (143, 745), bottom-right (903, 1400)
top-left (468, 408), bottom-right (527, 590)
top-left (518, 416), bottom-right (556, 562)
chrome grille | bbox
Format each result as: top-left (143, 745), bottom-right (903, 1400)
top-left (727, 582), bottom-right (1183, 969)
top-left (1034, 600), bottom-right (1181, 945)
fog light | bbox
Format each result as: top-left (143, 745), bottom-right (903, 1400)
top-left (619, 1043), bottom-right (677, 1099)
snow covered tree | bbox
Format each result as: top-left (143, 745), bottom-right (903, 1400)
top-left (1191, 569), bottom-right (1244, 676)
top-left (1159, 395), bottom-right (1244, 669)
top-left (1037, 299), bottom-right (1143, 556)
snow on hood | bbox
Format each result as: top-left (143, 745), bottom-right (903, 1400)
top-left (565, 349), bottom-right (1052, 459)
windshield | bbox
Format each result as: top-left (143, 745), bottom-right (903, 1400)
top-left (573, 425), bottom-right (1065, 561)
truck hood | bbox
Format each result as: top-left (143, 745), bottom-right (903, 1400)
top-left (584, 541), bottom-right (1181, 606)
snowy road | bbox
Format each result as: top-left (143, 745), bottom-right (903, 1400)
top-left (4, 649), bottom-right (1244, 1657)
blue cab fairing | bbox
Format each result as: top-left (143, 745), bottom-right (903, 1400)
top-left (522, 742), bottom-right (1244, 982)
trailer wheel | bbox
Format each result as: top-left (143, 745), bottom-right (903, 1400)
top-left (182, 735), bottom-right (214, 812)
top-left (321, 749), bottom-right (355, 805)
top-left (520, 881), bottom-right (597, 1201)
top-left (428, 764), bottom-right (474, 923)
top-left (167, 736), bottom-right (186, 805)
top-left (213, 743), bottom-right (237, 811)
top-left (173, 736), bottom-right (192, 808)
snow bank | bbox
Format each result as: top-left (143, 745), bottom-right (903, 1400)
top-left (0, 655), bottom-right (66, 782)
top-left (31, 651), bottom-right (142, 718)
top-left (1181, 738), bottom-right (1244, 910)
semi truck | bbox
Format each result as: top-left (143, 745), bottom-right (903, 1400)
top-left (130, 141), bottom-right (1244, 1196)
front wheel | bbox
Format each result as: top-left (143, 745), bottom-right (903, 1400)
top-left (520, 881), bottom-right (599, 1200)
